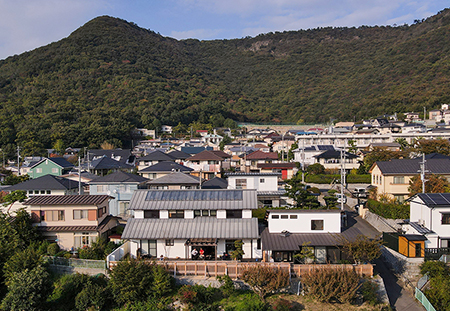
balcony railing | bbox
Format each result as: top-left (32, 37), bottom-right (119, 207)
top-left (425, 247), bottom-right (450, 260)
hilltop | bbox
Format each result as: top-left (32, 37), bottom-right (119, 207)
top-left (1, 10), bottom-right (450, 153)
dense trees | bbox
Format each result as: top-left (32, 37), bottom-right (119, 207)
top-left (1, 10), bottom-right (450, 152)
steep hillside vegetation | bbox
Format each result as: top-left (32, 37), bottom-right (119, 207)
top-left (0, 9), bottom-right (450, 154)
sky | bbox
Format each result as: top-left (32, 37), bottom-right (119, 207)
top-left (0, 0), bottom-right (448, 60)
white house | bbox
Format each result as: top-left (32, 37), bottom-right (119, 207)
top-left (404, 193), bottom-right (450, 250)
top-left (261, 209), bottom-right (361, 263)
top-left (120, 189), bottom-right (261, 260)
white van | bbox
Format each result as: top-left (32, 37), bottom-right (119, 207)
top-left (353, 187), bottom-right (367, 198)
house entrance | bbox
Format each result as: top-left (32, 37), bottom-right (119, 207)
top-left (186, 238), bottom-right (217, 260)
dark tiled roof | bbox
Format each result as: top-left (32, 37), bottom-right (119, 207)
top-left (88, 149), bottom-right (131, 164)
top-left (375, 158), bottom-right (450, 175)
top-left (187, 150), bottom-right (227, 161)
top-left (37, 226), bottom-right (98, 232)
top-left (257, 163), bottom-right (297, 169)
top-left (138, 161), bottom-right (193, 173)
top-left (201, 177), bottom-right (228, 189)
top-left (26, 195), bottom-right (111, 205)
top-left (414, 193), bottom-right (450, 207)
top-left (409, 222), bottom-right (433, 234)
top-left (246, 150), bottom-right (279, 160)
top-left (180, 146), bottom-right (213, 155)
top-left (401, 234), bottom-right (427, 241)
top-left (261, 226), bottom-right (363, 251)
top-left (225, 172), bottom-right (281, 177)
top-left (90, 171), bottom-right (148, 184)
top-left (138, 150), bottom-right (176, 162)
top-left (167, 149), bottom-right (191, 160)
top-left (314, 150), bottom-right (357, 159)
top-left (31, 157), bottom-right (74, 169)
top-left (5, 175), bottom-right (81, 191)
top-left (90, 156), bottom-right (134, 170)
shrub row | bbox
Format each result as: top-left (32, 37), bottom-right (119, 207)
top-left (305, 174), bottom-right (371, 184)
top-left (366, 199), bottom-right (410, 219)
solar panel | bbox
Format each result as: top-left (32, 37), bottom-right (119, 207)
top-left (419, 193), bottom-right (450, 206)
top-left (145, 190), bottom-right (243, 201)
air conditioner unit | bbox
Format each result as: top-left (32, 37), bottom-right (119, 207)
top-left (418, 219), bottom-right (425, 226)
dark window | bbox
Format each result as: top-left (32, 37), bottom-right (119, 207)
top-left (281, 215), bottom-right (288, 219)
top-left (272, 215), bottom-right (279, 219)
top-left (169, 210), bottom-right (184, 219)
top-left (210, 210), bottom-right (217, 216)
top-left (144, 210), bottom-right (159, 219)
top-left (202, 210), bottom-right (209, 216)
top-left (194, 210), bottom-right (201, 217)
top-left (290, 215), bottom-right (298, 219)
top-left (442, 213), bottom-right (450, 225)
top-left (165, 239), bottom-right (174, 246)
top-left (226, 210), bottom-right (242, 219)
top-left (311, 220), bottom-right (324, 230)
top-left (257, 238), bottom-right (261, 250)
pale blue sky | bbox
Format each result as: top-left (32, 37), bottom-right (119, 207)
top-left (0, 0), bottom-right (448, 60)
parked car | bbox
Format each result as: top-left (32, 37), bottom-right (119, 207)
top-left (353, 187), bottom-right (367, 198)
top-left (335, 193), bottom-right (347, 204)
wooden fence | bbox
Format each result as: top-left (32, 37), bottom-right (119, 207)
top-left (109, 260), bottom-right (373, 279)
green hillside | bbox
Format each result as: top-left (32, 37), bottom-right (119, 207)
top-left (1, 9), bottom-right (450, 155)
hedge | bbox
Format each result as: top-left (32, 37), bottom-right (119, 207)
top-left (366, 199), bottom-right (410, 219)
top-left (305, 174), bottom-right (371, 184)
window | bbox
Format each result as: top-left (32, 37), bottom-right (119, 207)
top-left (169, 210), bottom-right (184, 219)
top-left (29, 190), bottom-right (33, 194)
top-left (260, 178), bottom-right (265, 183)
top-left (34, 190), bottom-right (39, 194)
top-left (393, 195), bottom-right (405, 203)
top-left (226, 210), bottom-right (242, 218)
top-left (96, 185), bottom-right (108, 192)
top-left (149, 240), bottom-right (157, 257)
top-left (73, 210), bottom-right (88, 220)
top-left (393, 176), bottom-right (404, 184)
top-left (442, 213), bottom-right (450, 225)
top-left (119, 202), bottom-right (130, 215)
top-left (36, 168), bottom-right (42, 173)
top-left (46, 190), bottom-right (51, 194)
top-left (311, 219), bottom-right (324, 230)
top-left (144, 210), bottom-right (159, 219)
top-left (235, 179), bottom-right (247, 189)
top-left (256, 239), bottom-right (261, 250)
top-left (281, 215), bottom-right (288, 219)
top-left (165, 239), bottom-right (174, 246)
top-left (202, 210), bottom-right (209, 216)
top-left (45, 210), bottom-right (65, 221)
top-left (40, 190), bottom-right (45, 194)
top-left (52, 168), bottom-right (58, 173)
top-left (74, 232), bottom-right (97, 248)
top-left (290, 215), bottom-right (298, 219)
top-left (272, 215), bottom-right (279, 219)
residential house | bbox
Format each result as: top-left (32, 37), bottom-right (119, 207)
top-left (120, 189), bottom-right (261, 260)
top-left (261, 209), bottom-right (362, 263)
top-left (138, 161), bottom-right (193, 180)
top-left (201, 177), bottom-right (228, 189)
top-left (87, 149), bottom-right (135, 166)
top-left (179, 146), bottom-right (214, 156)
top-left (244, 150), bottom-right (279, 172)
top-left (137, 151), bottom-right (176, 170)
top-left (313, 150), bottom-right (359, 172)
top-left (367, 143), bottom-right (401, 152)
top-left (146, 172), bottom-right (200, 190)
top-left (203, 132), bottom-right (223, 146)
top-left (60, 171), bottom-right (98, 194)
top-left (225, 172), bottom-right (287, 207)
top-left (399, 193), bottom-right (450, 258)
top-left (293, 145), bottom-right (335, 167)
top-left (161, 125), bottom-right (173, 134)
top-left (429, 110), bottom-right (443, 122)
top-left (185, 150), bottom-right (232, 180)
top-left (257, 163), bottom-right (297, 180)
top-left (5, 174), bottom-right (82, 197)
top-left (402, 123), bottom-right (426, 133)
top-left (86, 156), bottom-right (134, 176)
top-left (369, 157), bottom-right (450, 202)
top-left (26, 195), bottom-right (112, 250)
top-left (29, 157), bottom-right (74, 179)
top-left (89, 171), bottom-right (148, 218)
top-left (166, 149), bottom-right (191, 164)
top-left (405, 112), bottom-right (421, 123)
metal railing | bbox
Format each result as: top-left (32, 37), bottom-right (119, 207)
top-left (44, 256), bottom-right (107, 270)
top-left (415, 287), bottom-right (436, 311)
top-left (425, 247), bottom-right (450, 260)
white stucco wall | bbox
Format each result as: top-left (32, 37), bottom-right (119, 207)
top-left (228, 175), bottom-right (278, 191)
top-left (267, 210), bottom-right (341, 233)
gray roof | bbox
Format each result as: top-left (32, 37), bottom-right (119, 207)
top-left (413, 193), bottom-right (450, 207)
top-left (409, 222), bottom-right (433, 234)
top-left (138, 150), bottom-right (176, 162)
top-left (147, 173), bottom-right (199, 185)
top-left (201, 177), bottom-right (228, 189)
top-left (261, 226), bottom-right (363, 251)
top-left (167, 149), bottom-right (191, 160)
top-left (257, 190), bottom-right (287, 196)
top-left (314, 150), bottom-right (357, 159)
top-left (31, 157), bottom-right (74, 169)
top-left (89, 156), bottom-right (134, 170)
top-left (88, 149), bottom-right (131, 164)
top-left (122, 217), bottom-right (259, 239)
top-left (129, 189), bottom-right (258, 210)
top-left (90, 171), bottom-right (148, 184)
top-left (375, 158), bottom-right (450, 175)
top-left (26, 195), bottom-right (111, 206)
top-left (5, 175), bottom-right (81, 191)
top-left (225, 172), bottom-right (281, 177)
top-left (138, 161), bottom-right (193, 173)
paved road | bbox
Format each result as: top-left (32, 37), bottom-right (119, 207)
top-left (374, 258), bottom-right (424, 311)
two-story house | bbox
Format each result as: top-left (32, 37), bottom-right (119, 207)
top-left (136, 151), bottom-right (176, 170)
top-left (29, 157), bottom-right (74, 179)
top-left (244, 150), bottom-right (279, 172)
top-left (121, 189), bottom-right (261, 260)
top-left (313, 150), bottom-right (359, 172)
top-left (369, 157), bottom-right (450, 202)
top-left (146, 172), bottom-right (200, 190)
top-left (261, 209), bottom-right (361, 263)
top-left (89, 171), bottom-right (148, 218)
top-left (138, 161), bottom-right (193, 180)
top-left (185, 150), bottom-right (232, 180)
top-left (26, 195), bottom-right (112, 250)
top-left (225, 172), bottom-right (287, 207)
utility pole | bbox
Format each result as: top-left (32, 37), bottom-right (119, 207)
top-left (78, 156), bottom-right (82, 195)
top-left (17, 145), bottom-right (20, 175)
top-left (340, 144), bottom-right (346, 211)
top-left (419, 154), bottom-right (428, 193)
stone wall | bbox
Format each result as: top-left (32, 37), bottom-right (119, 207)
top-left (360, 209), bottom-right (401, 233)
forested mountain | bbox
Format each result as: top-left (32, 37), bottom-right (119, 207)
top-left (1, 9), bottom-right (450, 155)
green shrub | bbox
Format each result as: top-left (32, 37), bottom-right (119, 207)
top-left (217, 274), bottom-right (235, 297)
top-left (366, 199), bottom-right (409, 219)
top-left (420, 260), bottom-right (449, 278)
top-left (78, 238), bottom-right (118, 260)
top-left (305, 174), bottom-right (370, 184)
top-left (308, 187), bottom-right (321, 194)
top-left (361, 280), bottom-right (379, 305)
top-left (301, 268), bottom-right (361, 303)
top-left (48, 273), bottom-right (93, 309)
top-left (47, 243), bottom-right (60, 256)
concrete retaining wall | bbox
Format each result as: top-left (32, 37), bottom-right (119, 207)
top-left (361, 209), bottom-right (401, 233)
